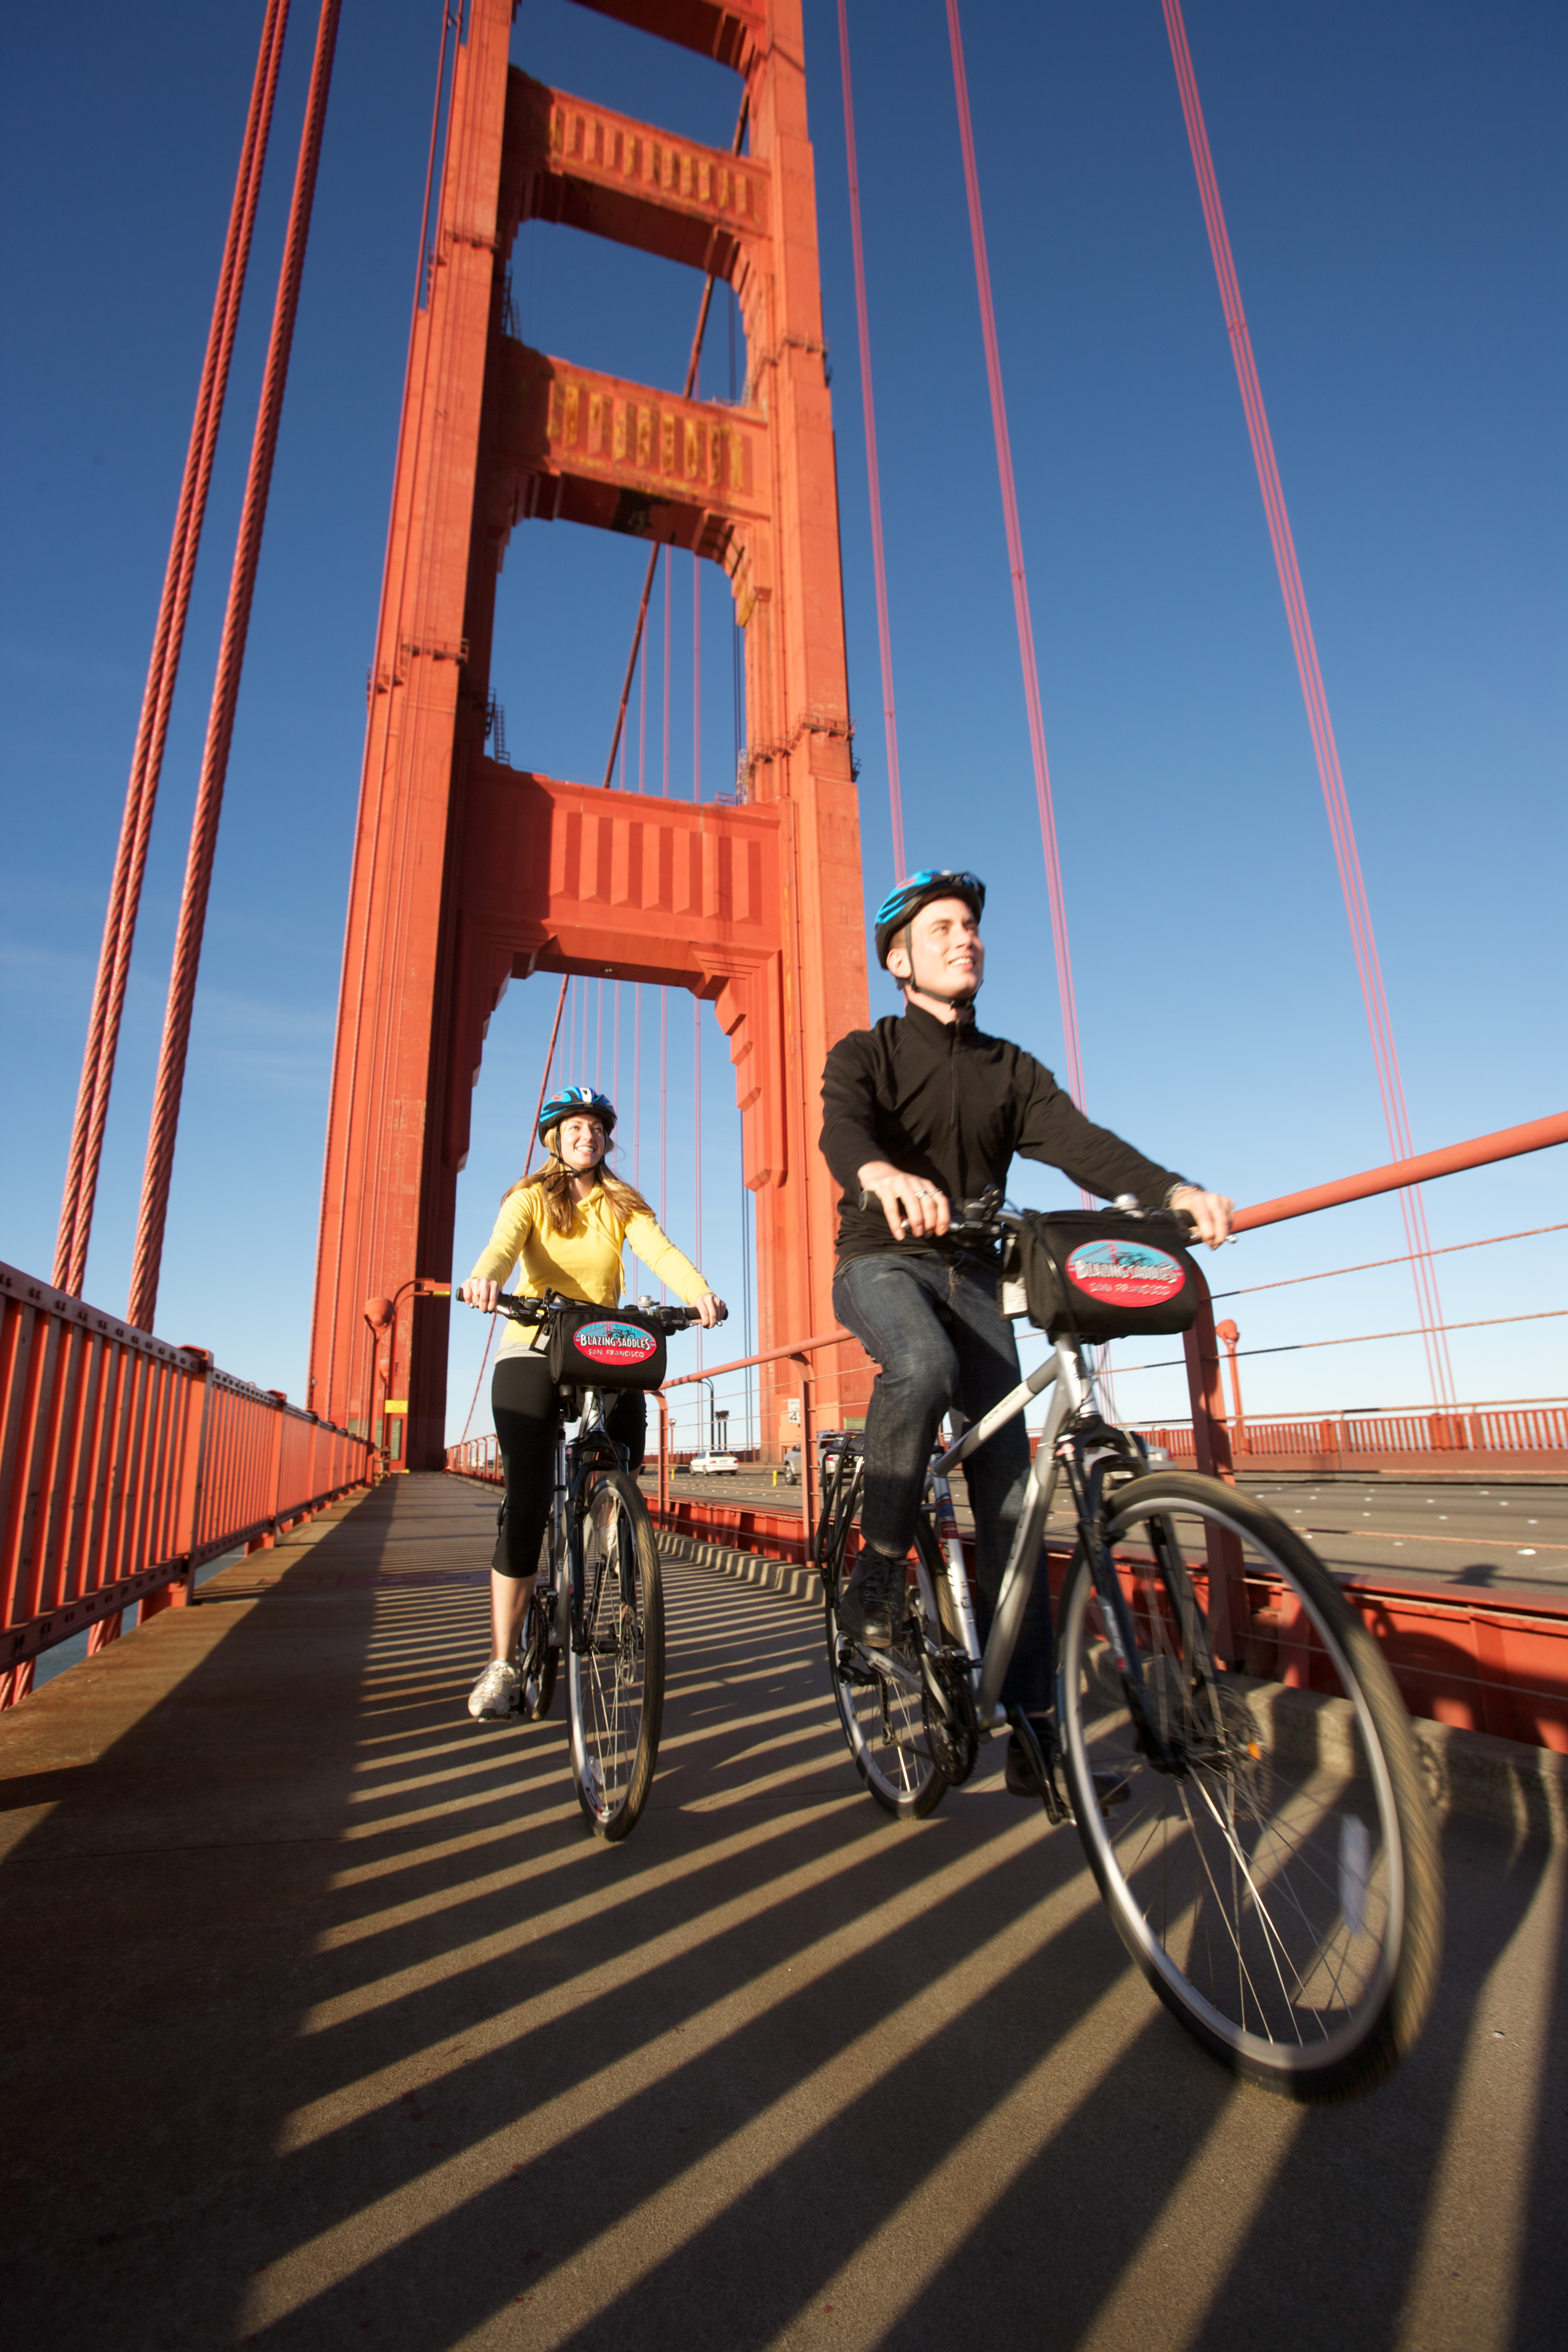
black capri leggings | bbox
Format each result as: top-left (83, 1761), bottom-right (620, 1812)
top-left (490, 1352), bottom-right (647, 1578)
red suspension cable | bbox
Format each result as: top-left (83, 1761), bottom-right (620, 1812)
top-left (54, 0), bottom-right (291, 1297)
top-left (836, 0), bottom-right (905, 877)
top-left (945, 0), bottom-right (1085, 1111)
top-left (128, 0), bottom-right (343, 1334)
top-left (1160, 0), bottom-right (1454, 1405)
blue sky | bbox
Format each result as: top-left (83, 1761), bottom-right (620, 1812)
top-left (2, 0), bottom-right (1563, 1447)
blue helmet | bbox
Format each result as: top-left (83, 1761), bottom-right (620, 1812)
top-left (873, 870), bottom-right (986, 967)
top-left (537, 1086), bottom-right (617, 1149)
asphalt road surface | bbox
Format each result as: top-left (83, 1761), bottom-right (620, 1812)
top-left (664, 1467), bottom-right (1568, 1603)
top-left (1, 1473), bottom-right (1560, 2352)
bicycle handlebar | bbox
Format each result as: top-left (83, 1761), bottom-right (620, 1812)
top-left (465, 1289), bottom-right (723, 1335)
top-left (855, 1181), bottom-right (1197, 1246)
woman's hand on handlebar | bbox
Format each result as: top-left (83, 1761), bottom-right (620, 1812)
top-left (1168, 1185), bottom-right (1234, 1250)
top-left (856, 1160), bottom-right (950, 1241)
top-left (460, 1276), bottom-right (500, 1312)
top-left (693, 1292), bottom-right (727, 1329)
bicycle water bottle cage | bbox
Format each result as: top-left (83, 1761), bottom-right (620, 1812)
top-left (1005, 1209), bottom-right (1202, 1343)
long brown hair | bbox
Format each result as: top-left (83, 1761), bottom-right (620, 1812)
top-left (501, 1127), bottom-right (655, 1238)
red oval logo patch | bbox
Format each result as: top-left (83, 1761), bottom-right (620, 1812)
top-left (1065, 1241), bottom-right (1185, 1307)
top-left (575, 1319), bottom-right (658, 1366)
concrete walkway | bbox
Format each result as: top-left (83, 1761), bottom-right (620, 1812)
top-left (0, 1474), bottom-right (1562, 2352)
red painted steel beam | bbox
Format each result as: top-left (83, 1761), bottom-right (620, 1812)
top-left (1234, 1112), bottom-right (1568, 1234)
top-left (128, 0), bottom-right (343, 1335)
top-left (53, 0), bottom-right (291, 1299)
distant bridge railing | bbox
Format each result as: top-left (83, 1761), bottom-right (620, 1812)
top-left (1, 1259), bottom-right (375, 1707)
top-left (1133, 1404), bottom-right (1568, 1477)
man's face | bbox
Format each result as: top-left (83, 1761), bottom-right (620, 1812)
top-left (889, 896), bottom-right (984, 1000)
top-left (557, 1115), bottom-right (606, 1168)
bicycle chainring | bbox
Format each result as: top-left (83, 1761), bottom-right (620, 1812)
top-left (922, 1649), bottom-right (979, 1786)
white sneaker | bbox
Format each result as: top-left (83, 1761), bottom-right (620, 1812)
top-left (468, 1659), bottom-right (521, 1720)
top-left (581, 1754), bottom-right (606, 1813)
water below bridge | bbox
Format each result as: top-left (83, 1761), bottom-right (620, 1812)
top-left (1, 1476), bottom-right (1562, 2350)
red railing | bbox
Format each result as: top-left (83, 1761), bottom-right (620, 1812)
top-left (1, 1259), bottom-right (375, 1707)
top-left (1135, 1403), bottom-right (1568, 1474)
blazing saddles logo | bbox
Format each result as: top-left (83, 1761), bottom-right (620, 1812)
top-left (1064, 1241), bottom-right (1185, 1309)
top-left (573, 1320), bottom-right (659, 1367)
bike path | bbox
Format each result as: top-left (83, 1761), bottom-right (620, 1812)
top-left (658, 1467), bottom-right (1568, 1602)
top-left (0, 1472), bottom-right (1560, 2352)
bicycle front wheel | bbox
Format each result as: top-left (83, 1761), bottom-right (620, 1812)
top-left (567, 1470), bottom-right (664, 1841)
top-left (1057, 1472), bottom-right (1442, 2101)
top-left (515, 1521), bottom-right (560, 1722)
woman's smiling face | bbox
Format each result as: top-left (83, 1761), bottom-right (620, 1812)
top-left (557, 1114), bottom-right (605, 1169)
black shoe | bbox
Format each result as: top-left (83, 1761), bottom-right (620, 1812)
top-left (838, 1551), bottom-right (907, 1650)
top-left (1004, 1714), bottom-right (1057, 1799)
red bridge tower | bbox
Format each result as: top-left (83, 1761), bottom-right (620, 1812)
top-left (310, 0), bottom-right (871, 1466)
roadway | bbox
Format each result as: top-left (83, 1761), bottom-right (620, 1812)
top-left (662, 1466), bottom-right (1568, 1602)
top-left (0, 1473), bottom-right (1561, 2351)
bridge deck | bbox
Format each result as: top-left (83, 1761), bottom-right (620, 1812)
top-left (0, 1475), bottom-right (1561, 2351)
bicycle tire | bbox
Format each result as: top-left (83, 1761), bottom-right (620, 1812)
top-left (566, 1470), bottom-right (664, 1841)
top-left (515, 1521), bottom-right (560, 1722)
top-left (1056, 1470), bottom-right (1443, 2101)
top-left (825, 1556), bottom-right (949, 1821)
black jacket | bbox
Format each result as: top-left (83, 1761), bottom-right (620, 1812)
top-left (820, 1001), bottom-right (1186, 1264)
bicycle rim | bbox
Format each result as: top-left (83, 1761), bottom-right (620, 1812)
top-left (1057, 1472), bottom-right (1442, 2100)
top-left (567, 1472), bottom-right (664, 1841)
top-left (826, 1570), bottom-right (947, 1821)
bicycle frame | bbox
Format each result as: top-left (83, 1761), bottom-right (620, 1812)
top-left (546, 1386), bottom-right (635, 1650)
top-left (922, 1335), bottom-right (1165, 1758)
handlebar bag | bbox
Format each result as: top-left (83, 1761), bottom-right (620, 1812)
top-left (547, 1303), bottom-right (668, 1391)
top-left (1004, 1210), bottom-right (1202, 1342)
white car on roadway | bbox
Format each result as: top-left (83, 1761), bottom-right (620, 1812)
top-left (688, 1451), bottom-right (740, 1476)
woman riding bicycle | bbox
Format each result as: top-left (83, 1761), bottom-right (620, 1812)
top-left (459, 1084), bottom-right (725, 1720)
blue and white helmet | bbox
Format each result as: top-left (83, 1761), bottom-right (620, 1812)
top-left (537, 1085), bottom-right (617, 1149)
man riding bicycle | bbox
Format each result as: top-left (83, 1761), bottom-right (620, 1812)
top-left (819, 871), bottom-right (1233, 1797)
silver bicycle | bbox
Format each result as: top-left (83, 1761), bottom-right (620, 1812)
top-left (818, 1201), bottom-right (1443, 2100)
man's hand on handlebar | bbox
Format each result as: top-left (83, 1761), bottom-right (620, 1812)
top-left (460, 1276), bottom-right (500, 1312)
top-left (857, 1160), bottom-right (951, 1242)
top-left (1168, 1184), bottom-right (1234, 1250)
top-left (694, 1292), bottom-right (727, 1329)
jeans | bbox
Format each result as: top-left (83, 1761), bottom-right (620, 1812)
top-left (832, 1251), bottom-right (1053, 1714)
top-left (490, 1353), bottom-right (646, 1579)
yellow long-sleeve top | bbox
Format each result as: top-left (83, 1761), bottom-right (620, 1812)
top-left (469, 1179), bottom-right (709, 1360)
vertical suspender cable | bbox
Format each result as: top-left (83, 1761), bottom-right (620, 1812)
top-left (128, 0), bottom-right (343, 1334)
top-left (692, 551), bottom-right (702, 801)
top-left (694, 998), bottom-right (703, 1374)
top-left (1160, 0), bottom-right (1454, 1404)
top-left (54, 0), bottom-right (292, 1297)
top-left (945, 0), bottom-right (1086, 1111)
top-left (836, 0), bottom-right (905, 878)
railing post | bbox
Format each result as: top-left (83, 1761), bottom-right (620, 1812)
top-left (144, 1347), bottom-right (213, 1620)
top-left (1182, 1272), bottom-right (1250, 1669)
top-left (795, 1357), bottom-right (816, 1568)
top-left (656, 1393), bottom-right (670, 1515)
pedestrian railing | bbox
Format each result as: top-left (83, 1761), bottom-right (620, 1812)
top-left (1, 1259), bottom-right (375, 1706)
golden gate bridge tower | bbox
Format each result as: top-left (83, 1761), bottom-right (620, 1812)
top-left (310, 0), bottom-right (872, 1468)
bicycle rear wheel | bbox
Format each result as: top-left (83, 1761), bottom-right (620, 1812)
top-left (567, 1470), bottom-right (664, 1840)
top-left (515, 1521), bottom-right (560, 1722)
top-left (1057, 1471), bottom-right (1442, 2101)
top-left (825, 1561), bottom-right (948, 1821)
